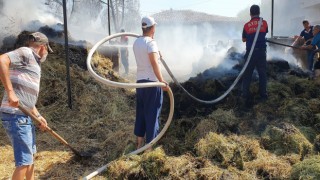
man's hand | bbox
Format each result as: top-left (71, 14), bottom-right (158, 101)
top-left (301, 45), bottom-right (310, 50)
top-left (8, 90), bottom-right (19, 107)
top-left (161, 80), bottom-right (169, 91)
top-left (37, 116), bottom-right (48, 131)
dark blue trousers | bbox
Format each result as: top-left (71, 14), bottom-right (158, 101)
top-left (242, 49), bottom-right (267, 99)
top-left (134, 79), bottom-right (163, 143)
top-left (307, 51), bottom-right (315, 71)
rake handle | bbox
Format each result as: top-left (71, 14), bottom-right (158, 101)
top-left (18, 104), bottom-right (82, 156)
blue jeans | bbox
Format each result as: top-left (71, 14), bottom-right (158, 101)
top-left (242, 49), bottom-right (267, 99)
top-left (1, 112), bottom-right (36, 167)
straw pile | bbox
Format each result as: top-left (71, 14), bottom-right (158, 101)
top-left (1, 32), bottom-right (320, 179)
top-left (291, 155), bottom-right (320, 179)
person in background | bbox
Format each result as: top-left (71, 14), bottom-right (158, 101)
top-left (300, 20), bottom-right (314, 71)
top-left (0, 32), bottom-right (51, 180)
top-left (133, 16), bottom-right (168, 149)
top-left (120, 29), bottom-right (129, 75)
top-left (302, 24), bottom-right (320, 75)
top-left (241, 4), bottom-right (268, 107)
top-left (300, 20), bottom-right (314, 46)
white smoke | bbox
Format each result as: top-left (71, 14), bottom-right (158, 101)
top-left (0, 0), bottom-right (117, 47)
top-left (151, 22), bottom-right (245, 81)
top-left (5, 0), bottom-right (303, 80)
top-left (0, 0), bottom-right (61, 40)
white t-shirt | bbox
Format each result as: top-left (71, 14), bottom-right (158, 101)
top-left (133, 36), bottom-right (160, 81)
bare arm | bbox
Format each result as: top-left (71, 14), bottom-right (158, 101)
top-left (0, 54), bottom-right (19, 107)
top-left (31, 106), bottom-right (48, 131)
top-left (148, 52), bottom-right (168, 91)
top-left (301, 44), bottom-right (314, 50)
top-left (304, 38), bottom-right (313, 45)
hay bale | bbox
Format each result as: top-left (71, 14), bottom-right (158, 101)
top-left (290, 155), bottom-right (320, 180)
top-left (140, 147), bottom-right (169, 178)
top-left (106, 155), bottom-right (142, 179)
top-left (106, 148), bottom-right (169, 179)
top-left (165, 154), bottom-right (201, 179)
top-left (308, 99), bottom-right (320, 114)
top-left (185, 118), bottom-right (218, 148)
top-left (314, 135), bottom-right (320, 153)
top-left (209, 109), bottom-right (239, 134)
top-left (253, 80), bottom-right (293, 121)
top-left (195, 133), bottom-right (235, 165)
top-left (261, 123), bottom-right (313, 156)
top-left (91, 52), bottom-right (123, 82)
top-left (165, 154), bottom-right (223, 179)
top-left (195, 133), bottom-right (260, 169)
top-left (229, 136), bottom-right (260, 162)
top-left (314, 113), bottom-right (320, 126)
top-left (184, 109), bottom-right (239, 151)
top-left (245, 151), bottom-right (295, 179)
top-left (286, 76), bottom-right (320, 98)
top-left (279, 98), bottom-right (315, 126)
top-left (267, 81), bottom-right (293, 101)
top-left (106, 146), bottom-right (258, 179)
top-left (297, 126), bottom-right (318, 143)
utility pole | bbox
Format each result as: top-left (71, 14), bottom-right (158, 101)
top-left (62, 0), bottom-right (72, 109)
top-left (271, 0), bottom-right (274, 38)
top-left (108, 0), bottom-right (111, 35)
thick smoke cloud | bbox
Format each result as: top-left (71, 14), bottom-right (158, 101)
top-left (0, 0), bottom-right (61, 46)
top-left (148, 19), bottom-right (246, 81)
top-left (0, 1), bottom-right (306, 78)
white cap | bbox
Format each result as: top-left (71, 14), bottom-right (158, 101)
top-left (141, 16), bottom-right (157, 28)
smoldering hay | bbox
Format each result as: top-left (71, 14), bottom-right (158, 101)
top-left (1, 20), bottom-right (320, 180)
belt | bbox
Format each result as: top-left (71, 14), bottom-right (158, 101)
top-left (253, 48), bottom-right (266, 51)
top-left (1, 112), bottom-right (27, 118)
top-left (246, 48), bottom-right (266, 52)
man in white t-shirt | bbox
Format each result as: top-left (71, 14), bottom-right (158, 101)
top-left (133, 16), bottom-right (168, 149)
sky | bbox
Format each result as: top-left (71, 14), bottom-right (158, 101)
top-left (140, 0), bottom-right (261, 17)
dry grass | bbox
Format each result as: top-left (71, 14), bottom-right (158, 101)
top-left (185, 109), bottom-right (239, 149)
top-left (261, 123), bottom-right (313, 157)
top-left (2, 36), bottom-right (320, 179)
top-left (195, 132), bottom-right (260, 169)
top-left (291, 155), bottom-right (320, 180)
top-left (245, 151), bottom-right (298, 179)
top-left (0, 145), bottom-right (15, 179)
top-left (106, 147), bottom-right (255, 180)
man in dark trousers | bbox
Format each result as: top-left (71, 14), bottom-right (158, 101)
top-left (133, 16), bottom-right (168, 150)
top-left (300, 20), bottom-right (314, 71)
top-left (242, 4), bottom-right (268, 107)
top-left (302, 24), bottom-right (320, 76)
